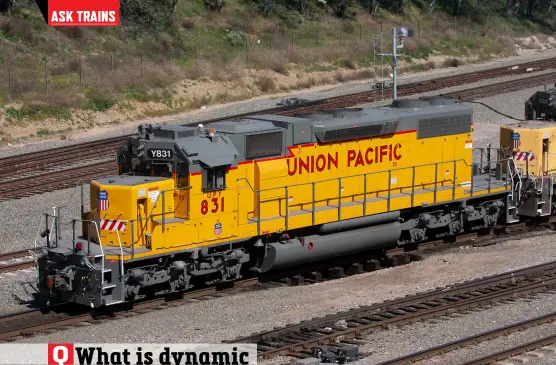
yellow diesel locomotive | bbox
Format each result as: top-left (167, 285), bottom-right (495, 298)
top-left (37, 97), bottom-right (536, 308)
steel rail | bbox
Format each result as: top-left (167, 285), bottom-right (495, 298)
top-left (0, 161), bottom-right (114, 201)
top-left (461, 334), bottom-right (556, 365)
top-left (0, 248), bottom-right (39, 274)
top-left (0, 248), bottom-right (37, 261)
top-left (0, 260), bottom-right (35, 274)
top-left (230, 258), bottom-right (556, 344)
top-left (377, 312), bottom-right (556, 365)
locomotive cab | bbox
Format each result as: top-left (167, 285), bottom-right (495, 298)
top-left (87, 123), bottom-right (240, 252)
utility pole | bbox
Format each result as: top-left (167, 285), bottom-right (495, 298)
top-left (392, 27), bottom-right (397, 100)
top-left (375, 27), bottom-right (413, 101)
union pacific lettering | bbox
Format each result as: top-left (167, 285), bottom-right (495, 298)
top-left (287, 143), bottom-right (402, 175)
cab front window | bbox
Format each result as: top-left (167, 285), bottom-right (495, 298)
top-left (118, 154), bottom-right (174, 178)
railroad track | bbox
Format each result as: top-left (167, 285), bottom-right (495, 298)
top-left (0, 161), bottom-right (114, 201)
top-left (2, 58), bottom-right (556, 201)
top-left (0, 277), bottom-right (263, 341)
top-left (441, 70), bottom-right (556, 100)
top-left (378, 311), bottom-right (556, 365)
top-left (0, 249), bottom-right (37, 274)
top-left (461, 333), bottom-right (556, 365)
top-left (226, 260), bottom-right (556, 360)
top-left (0, 137), bottom-right (123, 182)
top-left (0, 217), bottom-right (548, 342)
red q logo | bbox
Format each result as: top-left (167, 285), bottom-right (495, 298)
top-left (48, 344), bottom-right (74, 365)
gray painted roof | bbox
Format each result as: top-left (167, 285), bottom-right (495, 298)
top-left (210, 119), bottom-right (281, 134)
top-left (177, 134), bottom-right (239, 167)
top-left (96, 175), bottom-right (168, 186)
top-left (120, 97), bottom-right (472, 174)
top-left (504, 120), bottom-right (556, 129)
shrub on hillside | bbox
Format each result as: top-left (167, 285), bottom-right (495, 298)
top-left (224, 30), bottom-right (248, 46)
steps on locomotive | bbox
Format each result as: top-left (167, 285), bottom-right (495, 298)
top-left (249, 174), bottom-right (509, 224)
top-left (92, 255), bottom-right (125, 306)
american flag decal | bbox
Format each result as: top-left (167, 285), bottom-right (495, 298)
top-left (511, 132), bottom-right (521, 150)
top-left (98, 190), bottom-right (109, 211)
top-left (214, 223), bottom-right (222, 235)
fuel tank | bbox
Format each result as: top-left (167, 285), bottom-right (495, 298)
top-left (259, 221), bottom-right (401, 273)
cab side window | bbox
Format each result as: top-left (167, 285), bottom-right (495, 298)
top-left (202, 166), bottom-right (226, 191)
top-left (177, 162), bottom-right (189, 187)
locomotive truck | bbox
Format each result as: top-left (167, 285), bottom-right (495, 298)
top-left (36, 96), bottom-right (553, 308)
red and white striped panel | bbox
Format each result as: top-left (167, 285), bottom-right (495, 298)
top-left (100, 219), bottom-right (126, 232)
top-left (513, 151), bottom-right (535, 161)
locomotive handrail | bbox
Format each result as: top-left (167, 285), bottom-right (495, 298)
top-left (71, 218), bottom-right (105, 289)
top-left (114, 231), bottom-right (125, 280)
top-left (251, 157), bottom-right (509, 194)
top-left (39, 211), bottom-right (58, 248)
top-left (238, 154), bottom-right (512, 235)
top-left (94, 185), bottom-right (192, 258)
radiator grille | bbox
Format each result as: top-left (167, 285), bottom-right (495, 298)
top-left (246, 131), bottom-right (283, 160)
top-left (417, 114), bottom-right (472, 139)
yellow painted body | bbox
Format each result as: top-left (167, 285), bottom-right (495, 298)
top-left (500, 122), bottom-right (556, 176)
top-left (86, 127), bottom-right (509, 260)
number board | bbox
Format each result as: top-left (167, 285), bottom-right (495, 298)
top-left (147, 149), bottom-right (174, 159)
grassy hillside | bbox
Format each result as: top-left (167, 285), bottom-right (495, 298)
top-left (0, 0), bottom-right (553, 143)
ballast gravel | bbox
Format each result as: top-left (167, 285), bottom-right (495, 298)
top-left (9, 233), bottom-right (556, 346)
top-left (0, 183), bottom-right (90, 255)
top-left (352, 293), bottom-right (556, 365)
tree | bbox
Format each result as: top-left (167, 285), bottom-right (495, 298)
top-left (506, 0), bottom-right (521, 15)
top-left (390, 0), bottom-right (404, 14)
top-left (526, 0), bottom-right (536, 19)
top-left (0, 0), bottom-right (13, 16)
top-left (333, 0), bottom-right (351, 17)
top-left (369, 0), bottom-right (379, 14)
top-left (539, 0), bottom-right (553, 12)
top-left (453, 0), bottom-right (462, 15)
top-left (256, 0), bottom-right (273, 16)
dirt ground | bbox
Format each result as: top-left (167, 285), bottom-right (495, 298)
top-left (2, 44), bottom-right (555, 145)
